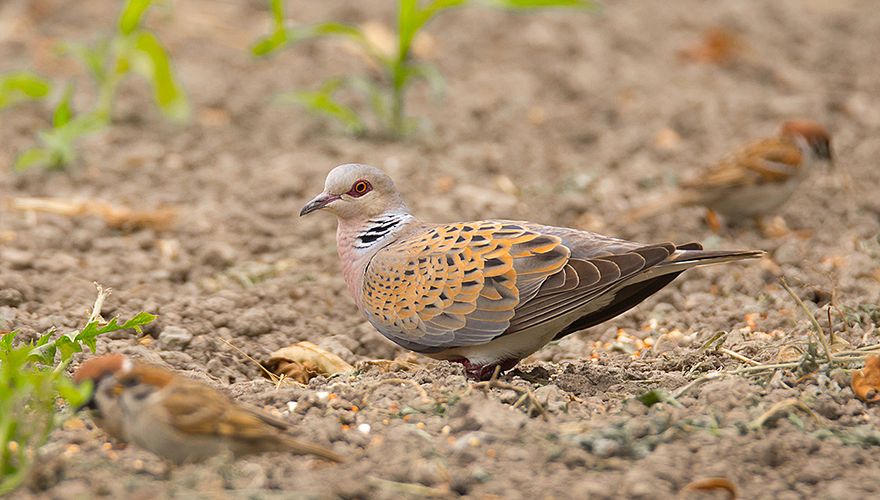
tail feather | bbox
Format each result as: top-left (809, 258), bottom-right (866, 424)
top-left (625, 247), bottom-right (764, 284)
top-left (280, 435), bottom-right (346, 462)
top-left (552, 246), bottom-right (763, 340)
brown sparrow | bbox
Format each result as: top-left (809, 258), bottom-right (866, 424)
top-left (628, 120), bottom-right (833, 229)
top-left (73, 354), bottom-right (343, 464)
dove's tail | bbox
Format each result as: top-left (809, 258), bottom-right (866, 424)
top-left (552, 244), bottom-right (763, 341)
top-left (624, 189), bottom-right (704, 222)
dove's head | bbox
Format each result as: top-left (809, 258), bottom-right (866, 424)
top-left (780, 120), bottom-right (833, 164)
top-left (300, 164), bottom-right (407, 220)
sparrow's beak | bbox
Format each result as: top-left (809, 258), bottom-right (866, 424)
top-left (300, 193), bottom-right (340, 216)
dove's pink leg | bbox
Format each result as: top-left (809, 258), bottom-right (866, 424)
top-left (453, 358), bottom-right (520, 381)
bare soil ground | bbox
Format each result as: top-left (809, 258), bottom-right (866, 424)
top-left (2, 0), bottom-right (880, 498)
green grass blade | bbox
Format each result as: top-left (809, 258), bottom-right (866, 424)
top-left (252, 30), bottom-right (288, 56)
top-left (129, 31), bottom-right (190, 121)
top-left (477, 0), bottom-right (594, 8)
top-left (0, 72), bottom-right (51, 110)
top-left (119, 0), bottom-right (154, 35)
top-left (277, 81), bottom-right (365, 135)
top-left (52, 84), bottom-right (74, 128)
top-left (13, 148), bottom-right (53, 171)
top-left (269, 0), bottom-right (285, 28)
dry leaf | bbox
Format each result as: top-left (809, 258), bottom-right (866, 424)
top-left (680, 477), bottom-right (737, 499)
top-left (263, 341), bottom-right (353, 384)
top-left (9, 197), bottom-right (175, 231)
top-left (678, 27), bottom-right (743, 65)
top-left (852, 355), bottom-right (880, 403)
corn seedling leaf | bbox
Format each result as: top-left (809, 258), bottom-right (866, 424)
top-left (252, 30), bottom-right (288, 56)
top-left (62, 40), bottom-right (111, 84)
top-left (26, 110), bottom-right (109, 170)
top-left (347, 76), bottom-right (390, 125)
top-left (278, 79), bottom-right (365, 135)
top-left (269, 0), bottom-right (285, 27)
top-left (253, 20), bottom-right (376, 60)
top-left (119, 0), bottom-right (154, 35)
top-left (13, 148), bottom-right (53, 172)
top-left (129, 31), bottom-right (189, 121)
top-left (52, 84), bottom-right (74, 128)
top-left (400, 62), bottom-right (445, 99)
top-left (0, 72), bottom-right (51, 110)
top-left (478, 0), bottom-right (595, 8)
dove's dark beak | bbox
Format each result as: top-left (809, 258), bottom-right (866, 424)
top-left (300, 193), bottom-right (340, 216)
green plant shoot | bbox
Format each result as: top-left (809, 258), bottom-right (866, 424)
top-left (0, 72), bottom-right (51, 111)
top-left (0, 286), bottom-right (155, 495)
top-left (14, 0), bottom-right (188, 171)
top-left (253, 0), bottom-right (593, 137)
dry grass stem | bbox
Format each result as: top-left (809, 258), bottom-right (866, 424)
top-left (10, 197), bottom-right (175, 231)
top-left (780, 278), bottom-right (833, 364)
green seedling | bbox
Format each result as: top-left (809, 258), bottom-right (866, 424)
top-left (253, 0), bottom-right (592, 137)
top-left (14, 84), bottom-right (108, 170)
top-left (0, 287), bottom-right (155, 495)
top-left (15, 0), bottom-right (187, 171)
top-left (0, 72), bottom-right (51, 111)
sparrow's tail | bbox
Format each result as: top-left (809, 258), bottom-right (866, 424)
top-left (623, 189), bottom-right (704, 222)
top-left (281, 435), bottom-right (346, 462)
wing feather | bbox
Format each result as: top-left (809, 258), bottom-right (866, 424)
top-left (362, 221), bottom-right (569, 350)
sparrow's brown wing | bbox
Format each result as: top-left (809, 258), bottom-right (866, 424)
top-left (158, 381), bottom-right (285, 438)
top-left (159, 381), bottom-right (343, 461)
top-left (684, 137), bottom-right (803, 190)
top-left (157, 382), bottom-right (237, 435)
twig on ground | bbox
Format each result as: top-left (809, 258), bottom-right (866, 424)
top-left (468, 367), bottom-right (548, 421)
top-left (780, 277), bottom-right (833, 364)
top-left (719, 348), bottom-right (761, 366)
top-left (216, 337), bottom-right (303, 387)
top-left (87, 282), bottom-right (111, 325)
top-left (671, 371), bottom-right (724, 399)
top-left (748, 397), bottom-right (822, 429)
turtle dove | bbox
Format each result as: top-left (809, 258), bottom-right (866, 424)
top-left (301, 164), bottom-right (763, 380)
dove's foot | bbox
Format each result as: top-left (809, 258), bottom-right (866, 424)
top-left (453, 358), bottom-right (520, 381)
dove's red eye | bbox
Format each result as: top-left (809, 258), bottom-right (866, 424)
top-left (348, 180), bottom-right (372, 197)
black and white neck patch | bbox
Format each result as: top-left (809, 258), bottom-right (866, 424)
top-left (355, 213), bottom-right (412, 249)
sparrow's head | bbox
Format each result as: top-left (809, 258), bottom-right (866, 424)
top-left (780, 120), bottom-right (832, 163)
top-left (73, 354), bottom-right (132, 410)
top-left (300, 164), bottom-right (407, 220)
